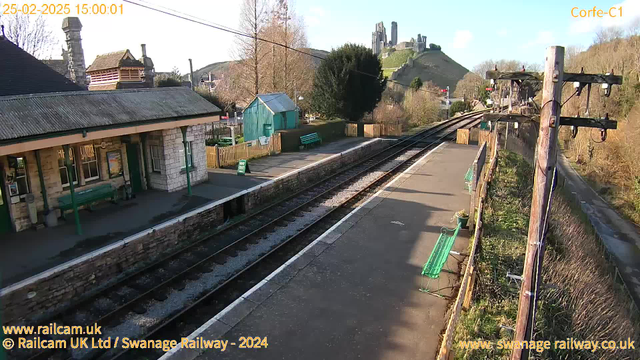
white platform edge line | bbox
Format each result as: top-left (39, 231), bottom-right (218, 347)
top-left (158, 141), bottom-right (447, 359)
top-left (0, 139), bottom-right (381, 297)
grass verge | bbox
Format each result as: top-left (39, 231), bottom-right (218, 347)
top-left (453, 150), bottom-right (640, 360)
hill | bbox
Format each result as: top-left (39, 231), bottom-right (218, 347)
top-left (187, 48), bottom-right (329, 83)
top-left (390, 50), bottom-right (469, 92)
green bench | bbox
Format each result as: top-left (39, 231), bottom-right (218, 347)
top-left (420, 224), bottom-right (462, 298)
top-left (300, 132), bottom-right (322, 148)
top-left (58, 184), bottom-right (117, 217)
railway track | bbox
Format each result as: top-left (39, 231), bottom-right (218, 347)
top-left (7, 111), bottom-right (485, 360)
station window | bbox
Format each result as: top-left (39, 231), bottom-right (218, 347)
top-left (179, 142), bottom-right (193, 169)
top-left (58, 148), bottom-right (78, 187)
top-left (80, 144), bottom-right (99, 181)
top-left (150, 145), bottom-right (163, 173)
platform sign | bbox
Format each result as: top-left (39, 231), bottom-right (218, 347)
top-left (237, 160), bottom-right (250, 176)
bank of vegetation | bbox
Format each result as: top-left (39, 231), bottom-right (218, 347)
top-left (453, 150), bottom-right (640, 360)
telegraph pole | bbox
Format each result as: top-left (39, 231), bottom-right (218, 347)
top-left (511, 46), bottom-right (564, 360)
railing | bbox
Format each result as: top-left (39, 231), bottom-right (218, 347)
top-left (206, 133), bottom-right (281, 169)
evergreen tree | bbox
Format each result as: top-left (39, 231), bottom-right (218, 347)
top-left (311, 44), bottom-right (386, 121)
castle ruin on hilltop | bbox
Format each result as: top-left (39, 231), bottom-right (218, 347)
top-left (371, 21), bottom-right (427, 56)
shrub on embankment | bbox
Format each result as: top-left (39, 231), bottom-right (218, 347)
top-left (453, 150), bottom-right (640, 360)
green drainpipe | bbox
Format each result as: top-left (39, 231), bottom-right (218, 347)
top-left (35, 150), bottom-right (49, 212)
top-left (63, 145), bottom-right (82, 235)
top-left (180, 127), bottom-right (192, 196)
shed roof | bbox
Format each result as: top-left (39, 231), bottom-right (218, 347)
top-left (0, 87), bottom-right (221, 143)
top-left (87, 49), bottom-right (144, 72)
top-left (253, 93), bottom-right (296, 114)
top-left (0, 36), bottom-right (83, 96)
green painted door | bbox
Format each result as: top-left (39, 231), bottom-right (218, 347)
top-left (0, 179), bottom-right (12, 234)
top-left (126, 144), bottom-right (144, 194)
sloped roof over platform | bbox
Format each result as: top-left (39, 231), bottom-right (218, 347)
top-left (0, 87), bottom-right (221, 143)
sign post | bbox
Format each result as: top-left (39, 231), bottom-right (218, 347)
top-left (237, 160), bottom-right (251, 176)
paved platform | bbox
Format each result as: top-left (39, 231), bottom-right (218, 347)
top-left (172, 143), bottom-right (479, 360)
top-left (0, 137), bottom-right (376, 288)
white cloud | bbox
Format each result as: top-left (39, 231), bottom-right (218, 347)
top-left (520, 31), bottom-right (555, 49)
top-left (569, 0), bottom-right (640, 34)
top-left (452, 30), bottom-right (473, 49)
top-left (497, 29), bottom-right (508, 37)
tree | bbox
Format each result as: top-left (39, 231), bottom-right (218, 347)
top-left (403, 82), bottom-right (441, 126)
top-left (453, 72), bottom-right (486, 100)
top-left (154, 66), bottom-right (182, 87)
top-left (311, 44), bottom-right (386, 121)
top-left (449, 100), bottom-right (470, 114)
top-left (409, 77), bottom-right (423, 91)
top-left (0, 14), bottom-right (57, 58)
top-left (234, 0), bottom-right (268, 97)
top-left (428, 43), bottom-right (441, 50)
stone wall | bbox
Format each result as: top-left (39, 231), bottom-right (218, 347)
top-left (0, 138), bottom-right (390, 324)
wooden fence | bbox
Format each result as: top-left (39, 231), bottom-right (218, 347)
top-left (206, 133), bottom-right (281, 168)
top-left (345, 123), bottom-right (358, 137)
top-left (437, 132), bottom-right (499, 360)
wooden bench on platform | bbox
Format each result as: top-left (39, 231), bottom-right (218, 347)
top-left (58, 184), bottom-right (117, 218)
top-left (300, 132), bottom-right (322, 148)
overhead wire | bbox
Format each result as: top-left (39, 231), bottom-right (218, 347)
top-left (122, 0), bottom-right (446, 96)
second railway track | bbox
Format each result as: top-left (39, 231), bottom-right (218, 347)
top-left (9, 111), bottom-right (485, 360)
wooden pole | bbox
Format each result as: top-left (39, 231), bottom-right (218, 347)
top-left (511, 46), bottom-right (564, 360)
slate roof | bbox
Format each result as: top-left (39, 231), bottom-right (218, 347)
top-left (42, 59), bottom-right (70, 77)
top-left (86, 50), bottom-right (144, 72)
top-left (255, 93), bottom-right (297, 114)
top-left (0, 36), bottom-right (83, 96)
top-left (0, 87), bottom-right (221, 143)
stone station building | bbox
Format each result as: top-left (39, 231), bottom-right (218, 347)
top-left (0, 87), bottom-right (220, 234)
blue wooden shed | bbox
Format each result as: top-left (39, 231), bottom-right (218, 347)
top-left (243, 93), bottom-right (299, 141)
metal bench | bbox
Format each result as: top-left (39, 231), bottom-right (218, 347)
top-left (58, 184), bottom-right (117, 217)
top-left (420, 224), bottom-right (462, 298)
top-left (300, 132), bottom-right (322, 148)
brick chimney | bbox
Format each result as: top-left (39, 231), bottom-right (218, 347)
top-left (62, 17), bottom-right (87, 88)
top-left (139, 44), bottom-right (155, 88)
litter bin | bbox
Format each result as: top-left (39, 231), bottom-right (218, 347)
top-left (26, 193), bottom-right (38, 225)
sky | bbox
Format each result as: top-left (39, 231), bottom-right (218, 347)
top-left (12, 0), bottom-right (640, 74)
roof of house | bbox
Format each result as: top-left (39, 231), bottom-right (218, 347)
top-left (0, 36), bottom-right (83, 96)
top-left (252, 93), bottom-right (297, 114)
top-left (41, 59), bottom-right (70, 77)
top-left (86, 49), bottom-right (144, 72)
top-left (0, 87), bottom-right (221, 143)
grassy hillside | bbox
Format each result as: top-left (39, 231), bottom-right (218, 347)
top-left (392, 50), bottom-right (469, 92)
top-left (381, 49), bottom-right (414, 68)
top-left (561, 34), bottom-right (640, 224)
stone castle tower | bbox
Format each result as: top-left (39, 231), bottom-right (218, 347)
top-left (62, 17), bottom-right (87, 88)
top-left (391, 21), bottom-right (397, 47)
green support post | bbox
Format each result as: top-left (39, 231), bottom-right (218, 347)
top-left (140, 133), bottom-right (152, 190)
top-left (63, 145), bottom-right (82, 235)
top-left (35, 150), bottom-right (49, 212)
top-left (181, 126), bottom-right (192, 196)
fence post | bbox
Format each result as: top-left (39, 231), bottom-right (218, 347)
top-left (215, 144), bottom-right (220, 168)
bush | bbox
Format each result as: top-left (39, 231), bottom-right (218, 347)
top-left (449, 100), bottom-right (470, 114)
top-left (156, 78), bottom-right (182, 87)
top-left (409, 77), bottom-right (423, 91)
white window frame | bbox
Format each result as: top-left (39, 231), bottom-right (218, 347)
top-left (179, 142), bottom-right (193, 169)
top-left (150, 145), bottom-right (163, 173)
top-left (80, 144), bottom-right (100, 182)
top-left (58, 148), bottom-right (78, 187)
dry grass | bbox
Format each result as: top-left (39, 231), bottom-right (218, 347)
top-left (454, 150), bottom-right (640, 360)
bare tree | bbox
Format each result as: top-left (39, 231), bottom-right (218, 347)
top-left (594, 26), bottom-right (624, 44)
top-left (453, 72), bottom-right (486, 99)
top-left (234, 0), bottom-right (268, 97)
top-left (0, 14), bottom-right (57, 59)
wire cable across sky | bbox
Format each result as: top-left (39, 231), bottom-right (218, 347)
top-left (122, 0), bottom-right (446, 96)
